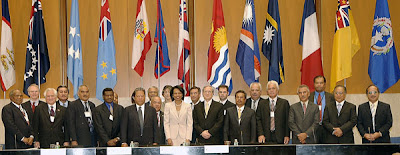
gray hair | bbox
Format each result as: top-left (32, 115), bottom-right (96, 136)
top-left (297, 85), bottom-right (310, 93)
top-left (203, 85), bottom-right (214, 93)
top-left (250, 82), bottom-right (262, 91)
top-left (44, 88), bottom-right (57, 97)
top-left (267, 80), bottom-right (279, 91)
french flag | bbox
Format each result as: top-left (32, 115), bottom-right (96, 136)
top-left (299, 0), bottom-right (323, 91)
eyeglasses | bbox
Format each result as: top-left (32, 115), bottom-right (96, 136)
top-left (368, 91), bottom-right (378, 95)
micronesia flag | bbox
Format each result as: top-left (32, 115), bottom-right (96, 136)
top-left (368, 0), bottom-right (400, 93)
top-left (96, 0), bottom-right (117, 101)
top-left (207, 0), bottom-right (233, 93)
top-left (0, 0), bottom-right (16, 91)
top-left (299, 0), bottom-right (323, 92)
top-left (177, 0), bottom-right (191, 96)
top-left (154, 0), bottom-right (170, 79)
top-left (67, 0), bottom-right (83, 99)
top-left (236, 0), bottom-right (261, 86)
top-left (262, 0), bottom-right (285, 84)
top-left (23, 0), bottom-right (50, 95)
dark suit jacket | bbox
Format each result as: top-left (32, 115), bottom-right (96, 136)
top-left (22, 100), bottom-right (45, 126)
top-left (67, 99), bottom-right (97, 147)
top-left (245, 97), bottom-right (265, 111)
top-left (156, 111), bottom-right (166, 145)
top-left (56, 100), bottom-right (70, 142)
top-left (93, 102), bottom-right (124, 147)
top-left (256, 97), bottom-right (290, 144)
top-left (33, 103), bottom-right (67, 148)
top-left (2, 103), bottom-right (34, 149)
top-left (120, 104), bottom-right (159, 145)
top-left (224, 106), bottom-right (256, 144)
top-left (357, 101), bottom-right (392, 143)
top-left (288, 102), bottom-right (319, 144)
top-left (193, 100), bottom-right (224, 144)
top-left (322, 101), bottom-right (357, 144)
top-left (222, 100), bottom-right (235, 111)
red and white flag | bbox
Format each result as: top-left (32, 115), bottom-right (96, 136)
top-left (299, 0), bottom-right (323, 91)
top-left (0, 0), bottom-right (16, 91)
top-left (132, 0), bottom-right (152, 77)
top-left (177, 0), bottom-right (190, 96)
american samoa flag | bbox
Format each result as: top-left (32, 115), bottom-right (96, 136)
top-left (178, 0), bottom-right (190, 96)
top-left (154, 0), bottom-right (170, 79)
top-left (236, 0), bottom-right (261, 86)
top-left (207, 0), bottom-right (233, 93)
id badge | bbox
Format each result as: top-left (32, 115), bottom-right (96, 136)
top-left (50, 116), bottom-right (55, 122)
top-left (109, 115), bottom-right (114, 121)
top-left (84, 111), bottom-right (92, 117)
top-left (224, 110), bottom-right (226, 115)
top-left (270, 112), bottom-right (275, 118)
top-left (319, 105), bottom-right (322, 111)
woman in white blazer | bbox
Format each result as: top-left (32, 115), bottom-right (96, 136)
top-left (164, 85), bottom-right (193, 146)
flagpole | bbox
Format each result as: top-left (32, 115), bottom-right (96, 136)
top-left (344, 79), bottom-right (346, 88)
top-left (157, 46), bottom-right (161, 96)
top-left (141, 77), bottom-right (143, 88)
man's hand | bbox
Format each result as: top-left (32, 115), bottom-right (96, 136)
top-left (333, 128), bottom-right (343, 137)
top-left (371, 132), bottom-right (382, 141)
top-left (152, 143), bottom-right (158, 146)
top-left (34, 141), bottom-right (40, 148)
top-left (22, 137), bottom-right (29, 145)
top-left (258, 135), bottom-right (266, 143)
top-left (201, 130), bottom-right (211, 139)
top-left (167, 139), bottom-right (173, 146)
top-left (297, 133), bottom-right (307, 144)
top-left (71, 141), bottom-right (78, 146)
top-left (63, 142), bottom-right (70, 147)
top-left (283, 137), bottom-right (290, 144)
top-left (107, 139), bottom-right (117, 146)
top-left (121, 143), bottom-right (128, 147)
top-left (27, 137), bottom-right (34, 145)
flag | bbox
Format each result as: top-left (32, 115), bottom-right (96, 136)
top-left (154, 0), bottom-right (170, 79)
top-left (299, 0), bottom-right (323, 92)
top-left (330, 0), bottom-right (360, 91)
top-left (132, 0), bottom-right (152, 77)
top-left (177, 0), bottom-right (191, 96)
top-left (368, 0), bottom-right (400, 93)
top-left (262, 0), bottom-right (284, 84)
top-left (236, 0), bottom-right (261, 86)
top-left (96, 0), bottom-right (117, 101)
top-left (23, 0), bottom-right (51, 95)
top-left (0, 0), bottom-right (15, 91)
top-left (207, 0), bottom-right (233, 93)
top-left (67, 0), bottom-right (83, 99)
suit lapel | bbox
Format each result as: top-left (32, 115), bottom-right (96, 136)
top-left (304, 102), bottom-right (314, 119)
top-left (53, 104), bottom-right (63, 125)
top-left (233, 106), bottom-right (239, 123)
top-left (13, 104), bottom-right (27, 123)
top-left (338, 101), bottom-right (348, 117)
top-left (171, 102), bottom-right (179, 119)
top-left (199, 102), bottom-right (206, 119)
top-left (133, 104), bottom-right (140, 125)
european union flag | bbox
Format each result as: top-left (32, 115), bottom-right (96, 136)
top-left (96, 0), bottom-right (117, 101)
top-left (154, 0), bottom-right (170, 79)
top-left (368, 0), bottom-right (400, 93)
top-left (67, 0), bottom-right (83, 99)
top-left (262, 0), bottom-right (285, 84)
top-left (23, 0), bottom-right (50, 95)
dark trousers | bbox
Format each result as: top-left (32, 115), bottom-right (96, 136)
top-left (266, 131), bottom-right (278, 144)
top-left (316, 124), bottom-right (325, 144)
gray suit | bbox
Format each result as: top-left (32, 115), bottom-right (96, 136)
top-left (288, 102), bottom-right (319, 144)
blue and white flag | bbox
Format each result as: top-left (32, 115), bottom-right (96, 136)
top-left (96, 0), bottom-right (117, 101)
top-left (67, 0), bottom-right (83, 99)
top-left (23, 0), bottom-right (50, 95)
top-left (368, 0), bottom-right (400, 93)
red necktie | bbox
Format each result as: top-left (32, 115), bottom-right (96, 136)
top-left (32, 102), bottom-right (36, 112)
top-left (317, 94), bottom-right (322, 121)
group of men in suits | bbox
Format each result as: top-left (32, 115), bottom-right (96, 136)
top-left (2, 75), bottom-right (394, 149)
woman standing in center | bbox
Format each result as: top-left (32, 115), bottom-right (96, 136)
top-left (164, 85), bottom-right (193, 146)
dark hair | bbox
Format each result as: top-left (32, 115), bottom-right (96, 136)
top-left (366, 84), bottom-right (380, 95)
top-left (190, 86), bottom-right (201, 93)
top-left (170, 85), bottom-right (185, 101)
top-left (162, 85), bottom-right (173, 96)
top-left (57, 85), bottom-right (69, 93)
top-left (235, 90), bottom-right (247, 98)
top-left (334, 85), bottom-right (347, 93)
top-left (313, 75), bottom-right (326, 83)
top-left (218, 85), bottom-right (229, 91)
top-left (131, 87), bottom-right (146, 103)
top-left (102, 88), bottom-right (114, 95)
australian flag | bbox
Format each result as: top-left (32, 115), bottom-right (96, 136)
top-left (96, 0), bottom-right (117, 101)
top-left (154, 0), bottom-right (170, 79)
top-left (23, 0), bottom-right (50, 95)
top-left (368, 0), bottom-right (400, 93)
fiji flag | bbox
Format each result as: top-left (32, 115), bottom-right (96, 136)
top-left (236, 0), bottom-right (261, 86)
top-left (154, 0), bottom-right (170, 79)
top-left (67, 0), bottom-right (83, 99)
top-left (368, 0), bottom-right (400, 93)
top-left (262, 0), bottom-right (284, 84)
top-left (96, 0), bottom-right (117, 101)
top-left (23, 0), bottom-right (50, 95)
